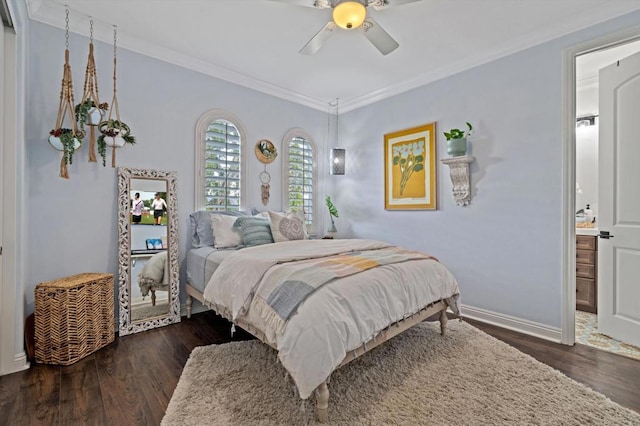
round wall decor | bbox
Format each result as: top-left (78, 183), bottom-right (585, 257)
top-left (255, 139), bottom-right (278, 164)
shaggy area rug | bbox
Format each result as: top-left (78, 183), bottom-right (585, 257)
top-left (162, 320), bottom-right (640, 425)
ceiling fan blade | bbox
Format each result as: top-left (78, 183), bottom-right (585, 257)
top-left (299, 22), bottom-right (337, 55)
top-left (264, 0), bottom-right (332, 8)
top-left (360, 17), bottom-right (399, 55)
top-left (367, 0), bottom-right (423, 11)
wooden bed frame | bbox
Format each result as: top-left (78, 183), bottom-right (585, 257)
top-left (185, 282), bottom-right (449, 423)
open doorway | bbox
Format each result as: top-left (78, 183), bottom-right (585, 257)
top-left (572, 39), bottom-right (640, 361)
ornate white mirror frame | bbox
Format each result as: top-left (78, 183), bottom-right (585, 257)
top-left (117, 167), bottom-right (180, 335)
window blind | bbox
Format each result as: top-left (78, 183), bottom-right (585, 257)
top-left (288, 136), bottom-right (314, 224)
top-left (204, 120), bottom-right (241, 211)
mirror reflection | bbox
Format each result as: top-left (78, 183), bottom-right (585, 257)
top-left (130, 178), bottom-right (170, 322)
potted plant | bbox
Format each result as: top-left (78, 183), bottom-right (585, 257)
top-left (75, 100), bottom-right (109, 128)
top-left (443, 122), bottom-right (473, 156)
top-left (325, 195), bottom-right (339, 237)
top-left (97, 119), bottom-right (136, 166)
top-left (48, 128), bottom-right (82, 165)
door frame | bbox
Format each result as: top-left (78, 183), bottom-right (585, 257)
top-left (561, 26), bottom-right (640, 345)
top-left (0, 0), bottom-right (28, 376)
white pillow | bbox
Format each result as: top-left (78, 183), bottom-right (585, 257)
top-left (254, 211), bottom-right (271, 219)
top-left (268, 211), bottom-right (308, 242)
top-left (211, 214), bottom-right (243, 248)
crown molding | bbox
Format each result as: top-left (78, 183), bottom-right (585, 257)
top-left (340, 2), bottom-right (640, 112)
top-left (26, 1), bottom-right (330, 112)
top-left (26, 1), bottom-right (640, 114)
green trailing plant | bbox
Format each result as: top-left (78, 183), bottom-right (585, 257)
top-left (50, 128), bottom-right (83, 166)
top-left (96, 119), bottom-right (136, 166)
top-left (97, 136), bottom-right (108, 167)
top-left (75, 100), bottom-right (108, 129)
top-left (75, 101), bottom-right (91, 129)
top-left (443, 122), bottom-right (473, 141)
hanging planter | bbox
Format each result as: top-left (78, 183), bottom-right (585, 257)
top-left (77, 18), bottom-right (108, 163)
top-left (97, 25), bottom-right (136, 168)
top-left (48, 6), bottom-right (83, 179)
top-left (48, 128), bottom-right (82, 166)
top-left (76, 100), bottom-right (109, 127)
top-left (97, 119), bottom-right (136, 166)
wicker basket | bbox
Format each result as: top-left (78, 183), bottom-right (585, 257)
top-left (34, 273), bottom-right (115, 365)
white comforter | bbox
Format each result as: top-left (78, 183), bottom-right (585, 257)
top-left (203, 239), bottom-right (460, 399)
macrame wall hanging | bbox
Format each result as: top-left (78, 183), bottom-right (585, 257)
top-left (76, 17), bottom-right (108, 163)
top-left (255, 139), bottom-right (278, 205)
top-left (48, 6), bottom-right (83, 179)
top-left (97, 25), bottom-right (136, 168)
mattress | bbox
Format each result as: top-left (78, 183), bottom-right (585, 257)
top-left (186, 247), bottom-right (236, 292)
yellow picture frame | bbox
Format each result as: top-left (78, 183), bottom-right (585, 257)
top-left (384, 122), bottom-right (437, 210)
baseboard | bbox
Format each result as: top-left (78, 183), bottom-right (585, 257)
top-left (2, 351), bottom-right (30, 375)
top-left (461, 304), bottom-right (563, 344)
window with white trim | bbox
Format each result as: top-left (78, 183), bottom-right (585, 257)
top-left (195, 111), bottom-right (246, 212)
top-left (284, 130), bottom-right (317, 233)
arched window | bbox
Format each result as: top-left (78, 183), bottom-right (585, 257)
top-left (195, 110), bottom-right (246, 211)
top-left (283, 129), bottom-right (317, 233)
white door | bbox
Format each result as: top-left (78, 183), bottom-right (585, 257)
top-left (598, 51), bottom-right (640, 347)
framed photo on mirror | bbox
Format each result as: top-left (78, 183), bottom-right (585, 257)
top-left (384, 122), bottom-right (437, 210)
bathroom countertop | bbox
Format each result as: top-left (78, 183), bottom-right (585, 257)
top-left (576, 227), bottom-right (599, 236)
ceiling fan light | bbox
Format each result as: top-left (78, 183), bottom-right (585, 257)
top-left (333, 1), bottom-right (366, 30)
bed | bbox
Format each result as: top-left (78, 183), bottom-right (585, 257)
top-left (185, 210), bottom-right (460, 422)
top-left (185, 219), bottom-right (460, 422)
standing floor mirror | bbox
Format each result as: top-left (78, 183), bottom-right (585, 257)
top-left (118, 167), bottom-right (180, 335)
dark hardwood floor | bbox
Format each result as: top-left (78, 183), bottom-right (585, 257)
top-left (1, 312), bottom-right (638, 425)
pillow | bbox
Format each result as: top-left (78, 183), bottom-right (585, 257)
top-left (189, 208), bottom-right (256, 248)
top-left (211, 214), bottom-right (243, 248)
top-left (189, 211), bottom-right (214, 248)
top-left (268, 211), bottom-right (307, 242)
top-left (233, 216), bottom-right (274, 247)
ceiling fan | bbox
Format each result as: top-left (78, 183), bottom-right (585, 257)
top-left (268, 0), bottom-right (422, 55)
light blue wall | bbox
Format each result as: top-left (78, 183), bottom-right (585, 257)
top-left (24, 10), bottom-right (640, 330)
top-left (330, 10), bottom-right (640, 327)
top-left (24, 21), bottom-right (327, 310)
top-left (333, 49), bottom-right (562, 326)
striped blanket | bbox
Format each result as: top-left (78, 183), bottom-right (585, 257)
top-left (252, 246), bottom-right (437, 334)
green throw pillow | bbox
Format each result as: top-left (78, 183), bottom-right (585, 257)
top-left (233, 216), bottom-right (274, 247)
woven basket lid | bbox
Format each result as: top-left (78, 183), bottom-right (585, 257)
top-left (36, 272), bottom-right (113, 290)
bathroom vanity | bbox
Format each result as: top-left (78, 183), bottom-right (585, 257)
top-left (576, 229), bottom-right (598, 314)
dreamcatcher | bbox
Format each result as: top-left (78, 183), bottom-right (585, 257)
top-left (97, 25), bottom-right (136, 168)
top-left (76, 16), bottom-right (108, 163)
top-left (255, 139), bottom-right (277, 205)
top-left (48, 6), bottom-right (83, 179)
